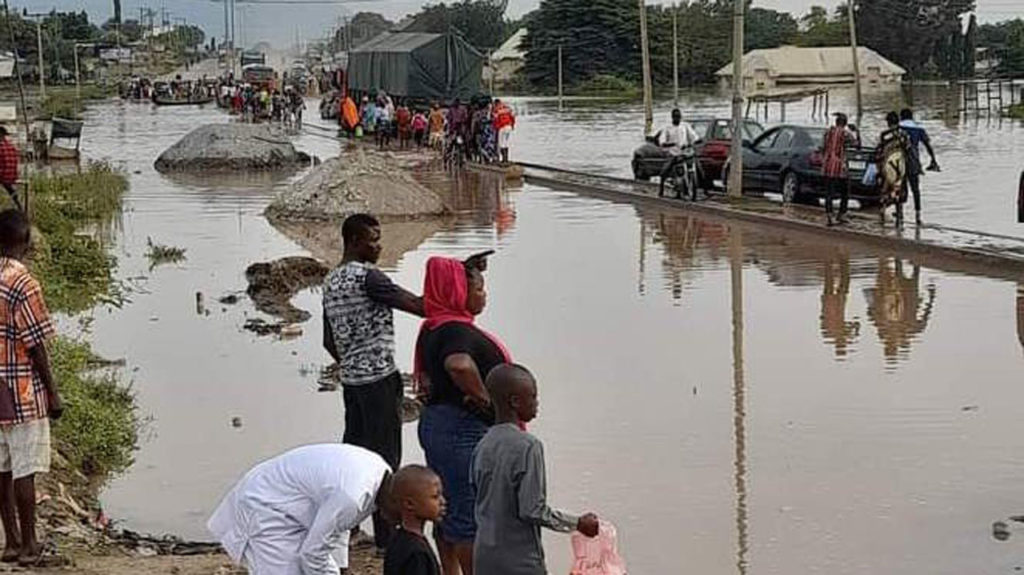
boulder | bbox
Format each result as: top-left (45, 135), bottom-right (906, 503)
top-left (155, 123), bottom-right (311, 172)
top-left (264, 149), bottom-right (447, 221)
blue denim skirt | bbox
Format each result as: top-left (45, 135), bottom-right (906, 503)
top-left (418, 403), bottom-right (489, 543)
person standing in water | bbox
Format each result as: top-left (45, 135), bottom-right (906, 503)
top-left (822, 113), bottom-right (860, 226)
top-left (899, 108), bottom-right (940, 226)
top-left (322, 213), bottom-right (424, 553)
top-left (471, 364), bottom-right (600, 575)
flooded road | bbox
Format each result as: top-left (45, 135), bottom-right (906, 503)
top-left (76, 98), bottom-right (1024, 574)
top-left (514, 85), bottom-right (1024, 238)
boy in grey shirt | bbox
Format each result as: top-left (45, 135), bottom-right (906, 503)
top-left (471, 364), bottom-right (600, 575)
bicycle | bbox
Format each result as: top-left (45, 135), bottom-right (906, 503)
top-left (444, 134), bottom-right (467, 172)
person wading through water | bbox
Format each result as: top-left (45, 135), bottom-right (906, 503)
top-left (899, 108), bottom-right (940, 226)
top-left (322, 214), bottom-right (425, 554)
top-left (656, 109), bottom-right (699, 199)
top-left (822, 113), bottom-right (860, 226)
top-left (876, 111), bottom-right (911, 226)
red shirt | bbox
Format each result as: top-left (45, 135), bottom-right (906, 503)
top-left (822, 126), bottom-right (855, 178)
top-left (0, 139), bottom-right (18, 186)
top-left (494, 105), bottom-right (515, 131)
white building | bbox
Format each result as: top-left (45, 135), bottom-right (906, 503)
top-left (716, 45), bottom-right (906, 92)
top-left (484, 28), bottom-right (527, 86)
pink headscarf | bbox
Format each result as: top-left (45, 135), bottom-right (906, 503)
top-left (413, 257), bottom-right (511, 385)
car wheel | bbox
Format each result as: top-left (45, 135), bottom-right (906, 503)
top-left (782, 171), bottom-right (801, 205)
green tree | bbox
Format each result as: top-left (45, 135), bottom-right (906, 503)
top-left (857, 0), bottom-right (975, 77)
top-left (333, 12), bottom-right (393, 51)
top-left (407, 1), bottom-right (508, 52)
top-left (746, 7), bottom-right (799, 50)
top-left (963, 14), bottom-right (977, 78)
top-left (795, 4), bottom-right (848, 47)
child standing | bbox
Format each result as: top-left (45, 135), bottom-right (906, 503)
top-left (412, 110), bottom-right (429, 148)
top-left (385, 465), bottom-right (445, 575)
top-left (471, 364), bottom-right (600, 575)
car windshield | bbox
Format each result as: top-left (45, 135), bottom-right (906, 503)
top-left (806, 128), bottom-right (827, 148)
top-left (712, 120), bottom-right (765, 141)
top-left (690, 120), bottom-right (712, 138)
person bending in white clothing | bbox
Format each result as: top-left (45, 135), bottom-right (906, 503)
top-left (208, 444), bottom-right (394, 575)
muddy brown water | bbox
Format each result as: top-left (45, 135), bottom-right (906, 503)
top-left (73, 96), bottom-right (1024, 574)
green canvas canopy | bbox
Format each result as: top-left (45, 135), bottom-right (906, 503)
top-left (348, 32), bottom-right (483, 101)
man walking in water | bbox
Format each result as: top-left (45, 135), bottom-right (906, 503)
top-left (322, 214), bottom-right (424, 553)
top-left (899, 108), bottom-right (940, 226)
top-left (822, 113), bottom-right (859, 226)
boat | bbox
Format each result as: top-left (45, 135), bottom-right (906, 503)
top-left (468, 161), bottom-right (524, 180)
top-left (153, 95), bottom-right (216, 106)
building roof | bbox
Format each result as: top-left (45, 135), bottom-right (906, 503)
top-left (491, 28), bottom-right (527, 62)
top-left (716, 46), bottom-right (906, 78)
top-left (351, 32), bottom-right (442, 54)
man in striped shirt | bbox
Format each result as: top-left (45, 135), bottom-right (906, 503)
top-left (822, 113), bottom-right (859, 226)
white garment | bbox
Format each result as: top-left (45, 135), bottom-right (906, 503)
top-left (208, 444), bottom-right (390, 575)
top-left (498, 126), bottom-right (513, 149)
top-left (660, 122), bottom-right (699, 151)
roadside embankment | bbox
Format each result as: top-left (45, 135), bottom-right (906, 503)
top-left (155, 123), bottom-right (312, 172)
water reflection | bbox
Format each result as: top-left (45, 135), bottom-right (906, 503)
top-left (863, 259), bottom-right (937, 364)
top-left (1018, 285), bottom-right (1024, 354)
top-left (820, 253), bottom-right (860, 359)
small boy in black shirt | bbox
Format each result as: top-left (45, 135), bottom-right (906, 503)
top-left (384, 465), bottom-right (445, 575)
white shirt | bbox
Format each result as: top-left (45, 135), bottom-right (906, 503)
top-left (661, 121), bottom-right (699, 150)
top-left (208, 444), bottom-right (390, 575)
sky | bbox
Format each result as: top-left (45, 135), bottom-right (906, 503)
top-left (6, 0), bottom-right (1021, 46)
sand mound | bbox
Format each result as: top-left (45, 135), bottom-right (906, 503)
top-left (155, 123), bottom-right (311, 172)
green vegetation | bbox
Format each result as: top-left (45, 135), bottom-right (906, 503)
top-left (28, 161), bottom-right (128, 314)
top-left (1007, 103), bottom-right (1024, 119)
top-left (19, 163), bottom-right (139, 483)
top-left (145, 238), bottom-right (187, 269)
top-left (39, 85), bottom-right (117, 120)
top-left (50, 338), bottom-right (138, 479)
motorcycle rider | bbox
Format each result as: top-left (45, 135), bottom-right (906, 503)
top-left (656, 109), bottom-right (700, 198)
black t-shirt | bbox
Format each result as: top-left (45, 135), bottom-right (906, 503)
top-left (420, 322), bottom-right (506, 407)
top-left (384, 528), bottom-right (440, 575)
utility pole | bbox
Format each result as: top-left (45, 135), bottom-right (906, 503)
top-left (73, 43), bottom-right (81, 116)
top-left (848, 0), bottom-right (863, 127)
top-left (727, 0), bottom-right (744, 197)
top-left (2, 0), bottom-right (31, 143)
top-left (639, 0), bottom-right (653, 136)
top-left (557, 44), bottom-right (563, 111)
top-left (673, 3), bottom-right (679, 107)
top-left (35, 18), bottom-right (44, 100)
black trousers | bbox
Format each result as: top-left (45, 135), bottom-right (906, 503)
top-left (342, 371), bottom-right (403, 548)
top-left (825, 176), bottom-right (849, 216)
top-left (906, 171), bottom-right (922, 213)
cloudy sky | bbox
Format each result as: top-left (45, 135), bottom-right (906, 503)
top-left (6, 0), bottom-right (1019, 46)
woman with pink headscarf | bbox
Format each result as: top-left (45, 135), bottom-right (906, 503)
top-left (415, 253), bottom-right (510, 575)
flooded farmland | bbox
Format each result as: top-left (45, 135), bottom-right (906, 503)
top-left (72, 91), bottom-right (1024, 575)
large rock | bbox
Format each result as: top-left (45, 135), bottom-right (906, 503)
top-left (155, 123), bottom-right (311, 172)
top-left (264, 149), bottom-right (447, 221)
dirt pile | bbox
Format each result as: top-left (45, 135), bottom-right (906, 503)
top-left (264, 149), bottom-right (447, 221)
top-left (155, 123), bottom-right (312, 172)
top-left (245, 256), bottom-right (329, 322)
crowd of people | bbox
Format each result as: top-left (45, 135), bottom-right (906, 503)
top-left (335, 91), bottom-right (517, 166)
top-left (219, 82), bottom-right (307, 128)
top-left (208, 214), bottom-right (598, 575)
top-left (821, 107), bottom-right (939, 227)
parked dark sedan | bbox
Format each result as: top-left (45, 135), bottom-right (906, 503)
top-left (632, 118), bottom-right (764, 187)
top-left (722, 124), bottom-right (879, 205)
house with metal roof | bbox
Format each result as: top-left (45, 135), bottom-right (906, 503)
top-left (485, 28), bottom-right (527, 86)
top-left (716, 46), bottom-right (906, 92)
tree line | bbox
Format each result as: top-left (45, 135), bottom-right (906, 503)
top-left (334, 0), bottom-right (1024, 90)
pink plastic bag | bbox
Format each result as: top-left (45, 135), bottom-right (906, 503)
top-left (569, 520), bottom-right (627, 575)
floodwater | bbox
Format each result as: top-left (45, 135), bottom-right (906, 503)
top-left (71, 92), bottom-right (1024, 575)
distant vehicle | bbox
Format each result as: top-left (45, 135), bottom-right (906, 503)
top-left (631, 118), bottom-right (765, 187)
top-left (721, 124), bottom-right (878, 205)
top-left (240, 51), bottom-right (266, 67)
top-left (242, 64), bottom-right (276, 87)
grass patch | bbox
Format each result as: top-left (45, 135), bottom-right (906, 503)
top-left (145, 238), bottom-right (187, 269)
top-left (29, 161), bottom-right (128, 313)
top-left (50, 338), bottom-right (138, 480)
top-left (39, 85), bottom-right (117, 120)
top-left (1007, 103), bottom-right (1024, 119)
